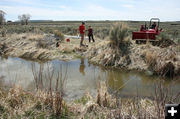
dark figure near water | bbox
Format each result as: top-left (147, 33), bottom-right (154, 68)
top-left (88, 26), bottom-right (95, 43)
top-left (151, 22), bottom-right (156, 29)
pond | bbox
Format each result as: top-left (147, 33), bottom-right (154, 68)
top-left (0, 56), bottom-right (180, 101)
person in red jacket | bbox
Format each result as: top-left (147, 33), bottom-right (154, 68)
top-left (79, 22), bottom-right (85, 46)
top-left (88, 26), bottom-right (95, 42)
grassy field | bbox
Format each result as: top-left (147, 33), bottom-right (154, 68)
top-left (0, 21), bottom-right (180, 119)
top-left (2, 20), bottom-right (180, 42)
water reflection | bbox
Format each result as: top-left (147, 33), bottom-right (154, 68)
top-left (107, 70), bottom-right (124, 91)
top-left (0, 75), bottom-right (5, 87)
top-left (79, 58), bottom-right (85, 75)
top-left (0, 56), bottom-right (180, 100)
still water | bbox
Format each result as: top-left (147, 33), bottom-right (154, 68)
top-left (0, 56), bottom-right (180, 100)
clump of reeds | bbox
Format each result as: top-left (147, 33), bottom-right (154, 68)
top-left (82, 79), bottom-right (180, 119)
top-left (96, 81), bottom-right (116, 108)
top-left (153, 80), bottom-right (180, 118)
top-left (31, 62), bottom-right (69, 118)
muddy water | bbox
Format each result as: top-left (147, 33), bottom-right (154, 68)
top-left (0, 56), bottom-right (180, 100)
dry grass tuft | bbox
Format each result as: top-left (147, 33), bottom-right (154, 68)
top-left (53, 30), bottom-right (65, 41)
top-left (109, 22), bottom-right (130, 55)
top-left (0, 79), bottom-right (179, 119)
top-left (109, 22), bottom-right (129, 45)
top-left (143, 50), bottom-right (157, 70)
top-left (27, 33), bottom-right (44, 41)
top-left (31, 62), bottom-right (68, 118)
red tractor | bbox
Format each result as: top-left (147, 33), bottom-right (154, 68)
top-left (132, 18), bottom-right (162, 44)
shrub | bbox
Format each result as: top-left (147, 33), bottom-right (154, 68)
top-left (53, 30), bottom-right (65, 41)
top-left (157, 32), bottom-right (170, 40)
top-left (156, 32), bottom-right (175, 48)
top-left (110, 23), bottom-right (129, 46)
top-left (109, 23), bottom-right (130, 55)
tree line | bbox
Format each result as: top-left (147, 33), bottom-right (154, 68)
top-left (0, 10), bottom-right (31, 25)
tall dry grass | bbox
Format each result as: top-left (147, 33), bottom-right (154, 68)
top-left (109, 23), bottom-right (129, 46)
top-left (0, 75), bottom-right (179, 118)
top-left (153, 80), bottom-right (180, 118)
top-left (109, 22), bottom-right (131, 56)
top-left (143, 47), bottom-right (178, 78)
top-left (144, 50), bottom-right (157, 71)
top-left (84, 79), bottom-right (180, 119)
top-left (31, 62), bottom-right (68, 118)
top-left (53, 30), bottom-right (65, 41)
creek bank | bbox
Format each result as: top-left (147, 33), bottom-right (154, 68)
top-left (0, 33), bottom-right (81, 61)
top-left (1, 33), bottom-right (179, 78)
top-left (0, 82), bottom-right (161, 119)
top-left (84, 40), bottom-right (180, 78)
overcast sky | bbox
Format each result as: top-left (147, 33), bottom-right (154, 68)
top-left (0, 0), bottom-right (180, 21)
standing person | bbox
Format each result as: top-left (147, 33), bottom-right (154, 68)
top-left (88, 26), bottom-right (95, 43)
top-left (79, 22), bottom-right (85, 46)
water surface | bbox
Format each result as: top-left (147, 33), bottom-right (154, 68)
top-left (0, 56), bottom-right (179, 100)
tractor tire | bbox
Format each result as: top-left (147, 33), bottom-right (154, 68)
top-left (136, 40), bottom-right (139, 44)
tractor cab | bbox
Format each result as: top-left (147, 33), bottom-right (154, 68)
top-left (132, 18), bottom-right (162, 44)
top-left (149, 18), bottom-right (160, 29)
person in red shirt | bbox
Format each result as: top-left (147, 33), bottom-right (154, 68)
top-left (79, 22), bottom-right (85, 46)
top-left (88, 26), bottom-right (95, 42)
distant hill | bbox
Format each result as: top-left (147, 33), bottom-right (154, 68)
top-left (29, 20), bottom-right (53, 23)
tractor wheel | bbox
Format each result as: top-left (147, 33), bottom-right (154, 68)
top-left (140, 40), bottom-right (145, 44)
top-left (136, 40), bottom-right (139, 44)
top-left (143, 40), bottom-right (146, 44)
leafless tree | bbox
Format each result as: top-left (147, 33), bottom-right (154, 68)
top-left (0, 10), bottom-right (6, 25)
top-left (18, 14), bottom-right (31, 25)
